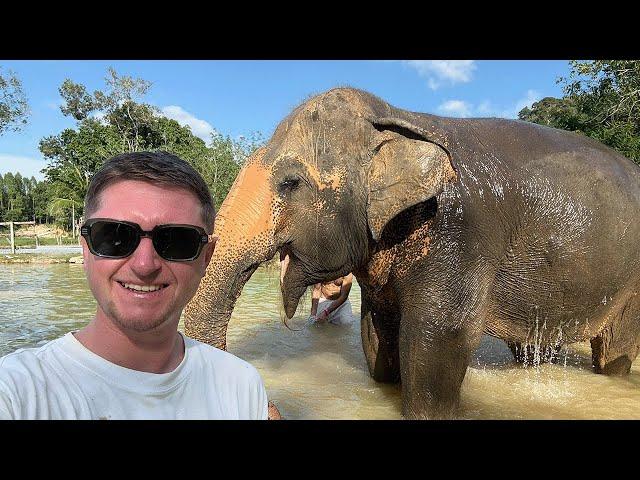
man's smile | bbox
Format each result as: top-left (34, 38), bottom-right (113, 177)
top-left (116, 281), bottom-right (170, 294)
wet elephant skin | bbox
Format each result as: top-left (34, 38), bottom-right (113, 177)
top-left (185, 87), bottom-right (640, 419)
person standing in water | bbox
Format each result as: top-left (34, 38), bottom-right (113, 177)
top-left (309, 273), bottom-right (354, 325)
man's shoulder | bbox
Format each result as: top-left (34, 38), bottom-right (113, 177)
top-left (0, 336), bottom-right (66, 374)
top-left (0, 336), bottom-right (70, 405)
top-left (183, 335), bottom-right (268, 420)
top-left (183, 335), bottom-right (262, 381)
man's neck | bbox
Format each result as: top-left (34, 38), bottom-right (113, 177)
top-left (74, 316), bottom-right (185, 374)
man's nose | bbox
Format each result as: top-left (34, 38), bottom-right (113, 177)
top-left (128, 237), bottom-right (163, 275)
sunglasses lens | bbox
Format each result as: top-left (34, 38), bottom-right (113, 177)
top-left (153, 226), bottom-right (202, 260)
top-left (89, 221), bottom-right (139, 258)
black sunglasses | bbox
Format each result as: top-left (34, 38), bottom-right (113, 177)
top-left (81, 218), bottom-right (214, 262)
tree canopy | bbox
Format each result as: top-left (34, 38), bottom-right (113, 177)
top-left (0, 68), bottom-right (265, 229)
top-left (0, 173), bottom-right (45, 223)
top-left (519, 60), bottom-right (640, 163)
top-left (0, 68), bottom-right (29, 136)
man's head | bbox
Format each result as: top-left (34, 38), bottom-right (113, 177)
top-left (81, 151), bottom-right (217, 334)
top-left (84, 151), bottom-right (215, 231)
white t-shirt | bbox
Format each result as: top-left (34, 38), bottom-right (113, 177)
top-left (0, 332), bottom-right (268, 420)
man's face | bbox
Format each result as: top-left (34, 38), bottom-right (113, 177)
top-left (81, 180), bottom-right (214, 333)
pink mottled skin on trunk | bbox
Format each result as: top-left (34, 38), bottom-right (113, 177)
top-left (184, 151), bottom-right (278, 351)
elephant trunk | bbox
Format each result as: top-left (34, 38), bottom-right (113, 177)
top-left (184, 260), bottom-right (259, 350)
top-left (184, 154), bottom-right (277, 350)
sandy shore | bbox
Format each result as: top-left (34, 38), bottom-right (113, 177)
top-left (0, 253), bottom-right (83, 264)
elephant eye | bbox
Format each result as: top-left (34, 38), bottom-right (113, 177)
top-left (278, 176), bottom-right (301, 195)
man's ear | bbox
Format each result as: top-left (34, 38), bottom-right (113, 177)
top-left (80, 237), bottom-right (90, 272)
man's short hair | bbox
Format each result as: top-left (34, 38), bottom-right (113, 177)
top-left (84, 151), bottom-right (215, 231)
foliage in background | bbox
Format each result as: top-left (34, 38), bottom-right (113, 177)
top-left (0, 68), bottom-right (266, 229)
top-left (203, 131), bottom-right (265, 208)
top-left (39, 118), bottom-right (121, 227)
top-left (0, 173), bottom-right (46, 223)
top-left (0, 68), bottom-right (29, 136)
top-left (519, 60), bottom-right (640, 163)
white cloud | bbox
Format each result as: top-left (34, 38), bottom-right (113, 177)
top-left (514, 89), bottom-right (541, 117)
top-left (437, 100), bottom-right (473, 118)
top-left (0, 154), bottom-right (47, 180)
top-left (439, 89), bottom-right (543, 119)
top-left (473, 100), bottom-right (512, 118)
top-left (161, 105), bottom-right (217, 142)
top-left (405, 60), bottom-right (477, 90)
top-left (89, 111), bottom-right (108, 125)
top-left (477, 100), bottom-right (494, 115)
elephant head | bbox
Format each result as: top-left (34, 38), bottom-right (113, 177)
top-left (184, 88), bottom-right (456, 350)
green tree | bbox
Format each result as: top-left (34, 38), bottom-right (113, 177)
top-left (200, 134), bottom-right (241, 209)
top-left (31, 180), bottom-right (50, 223)
top-left (0, 174), bottom-right (51, 223)
top-left (208, 131), bottom-right (264, 208)
top-left (41, 68), bottom-right (265, 229)
top-left (518, 97), bottom-right (587, 132)
top-left (0, 173), bottom-right (6, 219)
top-left (2, 172), bottom-right (27, 221)
top-left (59, 67), bottom-right (157, 152)
top-left (519, 60), bottom-right (640, 163)
top-left (149, 116), bottom-right (209, 164)
top-left (40, 117), bottom-right (122, 227)
top-left (0, 68), bottom-right (29, 136)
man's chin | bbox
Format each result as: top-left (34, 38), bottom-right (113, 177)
top-left (111, 312), bottom-right (175, 333)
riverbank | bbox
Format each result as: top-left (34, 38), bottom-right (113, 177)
top-left (0, 253), bottom-right (83, 264)
top-left (0, 253), bottom-right (281, 266)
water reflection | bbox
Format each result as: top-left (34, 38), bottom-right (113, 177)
top-left (1, 264), bottom-right (639, 419)
top-left (0, 264), bottom-right (95, 355)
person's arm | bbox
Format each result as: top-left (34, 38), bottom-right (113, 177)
top-left (318, 274), bottom-right (353, 319)
top-left (310, 283), bottom-right (322, 316)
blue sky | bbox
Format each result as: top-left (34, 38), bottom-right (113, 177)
top-left (0, 60), bottom-right (570, 180)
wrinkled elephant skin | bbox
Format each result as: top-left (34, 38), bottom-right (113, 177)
top-left (185, 88), bottom-right (640, 419)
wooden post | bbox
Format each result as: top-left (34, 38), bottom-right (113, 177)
top-left (1, 221), bottom-right (35, 253)
top-left (10, 221), bottom-right (15, 254)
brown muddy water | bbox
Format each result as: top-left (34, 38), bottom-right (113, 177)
top-left (1, 263), bottom-right (639, 419)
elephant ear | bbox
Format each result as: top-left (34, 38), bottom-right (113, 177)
top-left (366, 117), bottom-right (457, 241)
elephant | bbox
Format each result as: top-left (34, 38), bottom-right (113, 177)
top-left (184, 87), bottom-right (640, 419)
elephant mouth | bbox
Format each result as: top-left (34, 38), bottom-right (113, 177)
top-left (279, 245), bottom-right (307, 319)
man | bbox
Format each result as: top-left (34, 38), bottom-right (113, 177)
top-left (309, 273), bottom-right (354, 326)
top-left (0, 151), bottom-right (268, 419)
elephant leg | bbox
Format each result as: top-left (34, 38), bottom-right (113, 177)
top-left (399, 313), bottom-right (482, 419)
top-left (591, 293), bottom-right (640, 375)
top-left (507, 342), bottom-right (528, 363)
top-left (360, 294), bottom-right (400, 383)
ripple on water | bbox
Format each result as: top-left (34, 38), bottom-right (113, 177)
top-left (3, 264), bottom-right (640, 419)
top-left (0, 264), bottom-right (95, 357)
